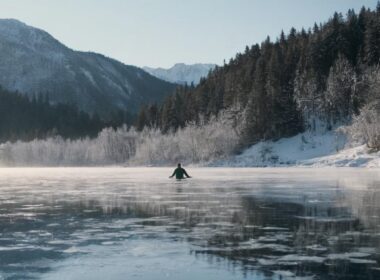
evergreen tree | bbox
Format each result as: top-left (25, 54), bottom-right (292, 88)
top-left (325, 54), bottom-right (356, 125)
top-left (136, 106), bottom-right (148, 131)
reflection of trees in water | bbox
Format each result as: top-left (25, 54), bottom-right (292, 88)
top-left (65, 190), bottom-right (373, 279)
top-left (1, 176), bottom-right (380, 279)
top-left (349, 182), bottom-right (380, 230)
top-left (185, 187), bottom-right (380, 280)
top-left (44, 185), bottom-right (380, 279)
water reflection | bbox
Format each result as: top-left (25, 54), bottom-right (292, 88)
top-left (0, 168), bottom-right (379, 279)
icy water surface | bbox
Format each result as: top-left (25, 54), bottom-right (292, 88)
top-left (0, 168), bottom-right (380, 280)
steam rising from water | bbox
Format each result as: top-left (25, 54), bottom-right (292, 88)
top-left (0, 168), bottom-right (379, 279)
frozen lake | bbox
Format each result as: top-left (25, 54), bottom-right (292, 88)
top-left (0, 168), bottom-right (380, 280)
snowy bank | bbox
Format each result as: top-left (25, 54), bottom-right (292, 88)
top-left (212, 131), bottom-right (380, 168)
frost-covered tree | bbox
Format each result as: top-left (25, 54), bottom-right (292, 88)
top-left (345, 103), bottom-right (380, 151)
top-left (344, 65), bottom-right (380, 151)
top-left (324, 54), bottom-right (357, 126)
top-left (360, 65), bottom-right (380, 104)
top-left (0, 109), bottom-right (243, 166)
top-left (294, 68), bottom-right (323, 131)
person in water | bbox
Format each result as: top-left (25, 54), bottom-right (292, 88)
top-left (169, 163), bottom-right (191, 179)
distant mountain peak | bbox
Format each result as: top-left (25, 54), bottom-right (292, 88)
top-left (0, 18), bottom-right (68, 53)
top-left (143, 63), bottom-right (217, 85)
top-left (0, 18), bottom-right (27, 26)
top-left (0, 18), bottom-right (45, 36)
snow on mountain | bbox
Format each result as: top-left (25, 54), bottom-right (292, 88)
top-left (212, 130), bottom-right (380, 168)
top-left (143, 63), bottom-right (216, 85)
top-left (0, 19), bottom-right (176, 115)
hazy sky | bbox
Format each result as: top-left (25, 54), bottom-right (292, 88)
top-left (0, 0), bottom-right (378, 68)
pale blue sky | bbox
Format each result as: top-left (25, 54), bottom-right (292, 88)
top-left (0, 0), bottom-right (378, 68)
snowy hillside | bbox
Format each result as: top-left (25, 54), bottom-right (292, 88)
top-left (0, 19), bottom-right (175, 115)
top-left (143, 63), bottom-right (216, 85)
top-left (213, 130), bottom-right (380, 168)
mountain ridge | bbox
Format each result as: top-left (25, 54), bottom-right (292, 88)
top-left (143, 63), bottom-right (216, 85)
top-left (0, 19), bottom-right (176, 115)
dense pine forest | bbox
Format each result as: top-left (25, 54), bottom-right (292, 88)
top-left (137, 5), bottom-right (380, 148)
top-left (0, 87), bottom-right (132, 143)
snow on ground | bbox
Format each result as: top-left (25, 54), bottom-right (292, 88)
top-left (213, 130), bottom-right (380, 168)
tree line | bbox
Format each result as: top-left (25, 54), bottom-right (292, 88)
top-left (0, 87), bottom-right (133, 143)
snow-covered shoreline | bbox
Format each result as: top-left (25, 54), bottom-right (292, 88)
top-left (212, 131), bottom-right (380, 168)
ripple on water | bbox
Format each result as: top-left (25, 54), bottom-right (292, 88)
top-left (0, 168), bottom-right (379, 280)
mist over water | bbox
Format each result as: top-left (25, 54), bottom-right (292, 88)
top-left (0, 168), bottom-right (379, 280)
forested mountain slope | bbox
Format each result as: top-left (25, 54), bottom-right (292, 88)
top-left (0, 19), bottom-right (176, 116)
top-left (138, 6), bottom-right (380, 149)
top-left (0, 87), bottom-right (129, 142)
